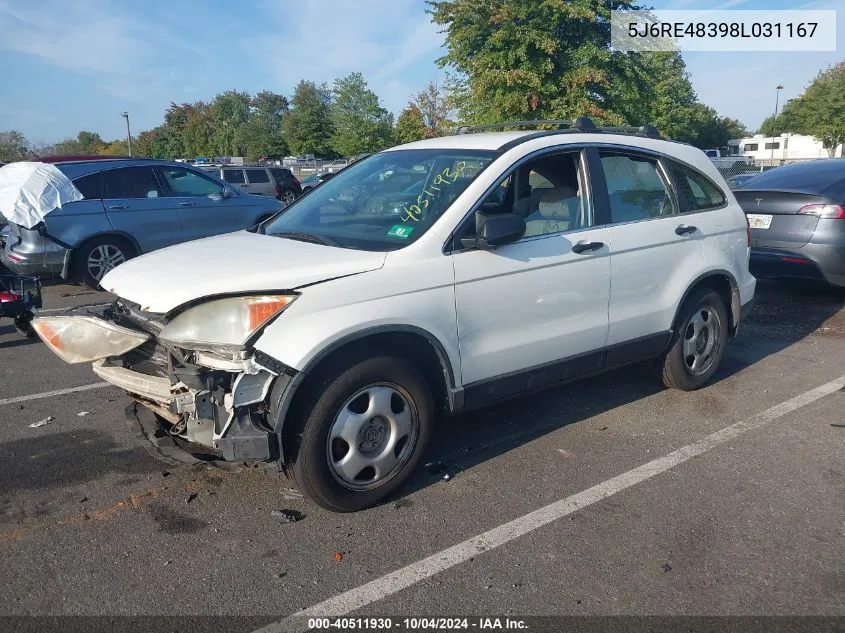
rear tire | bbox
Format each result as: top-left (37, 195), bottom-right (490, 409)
top-left (74, 236), bottom-right (136, 290)
top-left (289, 356), bottom-right (434, 512)
top-left (279, 189), bottom-right (297, 205)
top-left (658, 289), bottom-right (729, 391)
top-left (13, 310), bottom-right (35, 338)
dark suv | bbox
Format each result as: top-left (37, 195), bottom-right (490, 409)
top-left (203, 166), bottom-right (302, 205)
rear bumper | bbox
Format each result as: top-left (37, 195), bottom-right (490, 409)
top-left (1, 244), bottom-right (66, 277)
top-left (750, 242), bottom-right (845, 287)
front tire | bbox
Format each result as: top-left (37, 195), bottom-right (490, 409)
top-left (290, 356), bottom-right (434, 512)
top-left (658, 289), bottom-right (729, 391)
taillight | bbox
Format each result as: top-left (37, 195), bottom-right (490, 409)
top-left (746, 217), bottom-right (752, 246)
top-left (291, 176), bottom-right (300, 187)
top-left (797, 203), bottom-right (845, 219)
top-left (274, 183), bottom-right (281, 198)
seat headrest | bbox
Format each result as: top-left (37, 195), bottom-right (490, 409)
top-left (538, 186), bottom-right (578, 219)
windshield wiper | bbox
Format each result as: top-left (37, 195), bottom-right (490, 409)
top-left (272, 230), bottom-right (338, 247)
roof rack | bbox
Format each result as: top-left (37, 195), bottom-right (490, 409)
top-left (453, 116), bottom-right (663, 140)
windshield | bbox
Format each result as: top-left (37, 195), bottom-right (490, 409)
top-left (263, 149), bottom-right (497, 250)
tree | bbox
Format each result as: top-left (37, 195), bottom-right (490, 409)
top-left (778, 62), bottom-right (845, 156)
top-left (330, 72), bottom-right (394, 156)
top-left (209, 90), bottom-right (251, 155)
top-left (428, 0), bottom-right (638, 124)
top-left (76, 131), bottom-right (106, 154)
top-left (283, 80), bottom-right (334, 157)
top-left (0, 130), bottom-right (29, 162)
top-left (97, 139), bottom-right (130, 156)
top-left (134, 128), bottom-right (167, 158)
top-left (241, 90), bottom-right (289, 159)
top-left (395, 106), bottom-right (428, 144)
top-left (409, 81), bottom-right (454, 136)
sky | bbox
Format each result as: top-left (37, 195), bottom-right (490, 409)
top-left (0, 0), bottom-right (841, 145)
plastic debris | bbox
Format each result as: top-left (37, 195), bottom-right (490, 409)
top-left (29, 416), bottom-right (54, 428)
top-left (425, 461), bottom-right (453, 480)
top-left (271, 509), bottom-right (304, 523)
top-left (333, 551), bottom-right (343, 562)
top-left (77, 411), bottom-right (90, 417)
top-left (282, 488), bottom-right (304, 500)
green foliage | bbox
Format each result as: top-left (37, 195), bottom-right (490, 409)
top-left (133, 128), bottom-right (167, 158)
top-left (330, 72), bottom-right (395, 157)
top-left (0, 130), bottom-right (29, 161)
top-left (283, 80), bottom-right (335, 157)
top-left (428, 0), bottom-right (639, 124)
top-left (777, 62), bottom-right (845, 156)
top-left (395, 105), bottom-right (428, 144)
top-left (410, 81), bottom-right (454, 136)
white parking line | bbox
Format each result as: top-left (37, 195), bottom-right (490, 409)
top-left (256, 374), bottom-right (845, 632)
top-left (0, 382), bottom-right (112, 405)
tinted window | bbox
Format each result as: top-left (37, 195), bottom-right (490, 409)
top-left (159, 167), bottom-right (224, 197)
top-left (765, 142), bottom-right (780, 150)
top-left (246, 169), bottom-right (270, 184)
top-left (744, 143), bottom-right (759, 152)
top-left (740, 160), bottom-right (845, 192)
top-left (223, 169), bottom-right (245, 184)
top-left (73, 173), bottom-right (102, 199)
top-left (600, 152), bottom-right (677, 222)
top-left (671, 163), bottom-right (726, 210)
top-left (270, 168), bottom-right (292, 182)
top-left (102, 167), bottom-right (164, 199)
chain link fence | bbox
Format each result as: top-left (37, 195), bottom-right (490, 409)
top-left (716, 155), bottom-right (836, 188)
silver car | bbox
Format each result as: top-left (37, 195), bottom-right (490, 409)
top-left (1, 158), bottom-right (282, 288)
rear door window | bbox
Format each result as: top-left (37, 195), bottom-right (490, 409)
top-left (102, 167), bottom-right (165, 199)
top-left (246, 169), bottom-right (270, 184)
top-left (599, 152), bottom-right (678, 222)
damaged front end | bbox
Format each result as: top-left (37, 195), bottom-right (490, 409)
top-left (33, 300), bottom-right (291, 463)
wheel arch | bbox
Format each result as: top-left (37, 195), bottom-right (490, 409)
top-left (672, 269), bottom-right (741, 336)
top-left (268, 325), bottom-right (459, 464)
top-left (60, 230), bottom-right (142, 280)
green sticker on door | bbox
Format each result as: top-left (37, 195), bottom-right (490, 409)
top-left (387, 225), bottom-right (414, 239)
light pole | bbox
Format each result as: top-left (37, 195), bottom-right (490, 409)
top-left (770, 84), bottom-right (783, 165)
top-left (121, 112), bottom-right (132, 156)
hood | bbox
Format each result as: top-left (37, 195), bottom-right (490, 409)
top-left (101, 231), bottom-right (386, 313)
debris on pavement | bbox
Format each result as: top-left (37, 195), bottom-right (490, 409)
top-left (77, 411), bottom-right (90, 417)
top-left (282, 488), bottom-right (303, 500)
top-left (557, 448), bottom-right (576, 458)
top-left (662, 563), bottom-right (673, 573)
top-left (333, 551), bottom-right (343, 562)
top-left (394, 498), bottom-right (412, 509)
top-left (272, 570), bottom-right (288, 579)
top-left (271, 509), bottom-right (304, 523)
top-left (79, 497), bottom-right (88, 503)
top-left (161, 471), bottom-right (171, 478)
top-left (185, 493), bottom-right (198, 504)
top-left (28, 416), bottom-right (54, 428)
top-left (425, 461), bottom-right (453, 480)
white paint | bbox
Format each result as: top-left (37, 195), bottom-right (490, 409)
top-left (0, 382), bottom-right (112, 405)
top-left (255, 375), bottom-right (845, 632)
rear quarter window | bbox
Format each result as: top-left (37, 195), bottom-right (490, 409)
top-left (72, 172), bottom-right (102, 199)
top-left (670, 162), bottom-right (726, 211)
top-left (246, 169), bottom-right (270, 183)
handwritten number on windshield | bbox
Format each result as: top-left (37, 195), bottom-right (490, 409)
top-left (401, 162), bottom-right (467, 222)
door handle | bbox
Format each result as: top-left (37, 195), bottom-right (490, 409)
top-left (675, 224), bottom-right (697, 236)
top-left (108, 204), bottom-right (129, 210)
top-left (571, 240), bottom-right (604, 254)
top-left (178, 201), bottom-right (196, 207)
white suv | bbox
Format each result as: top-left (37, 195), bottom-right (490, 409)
top-left (33, 118), bottom-right (756, 512)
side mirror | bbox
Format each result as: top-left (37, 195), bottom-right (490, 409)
top-left (460, 211), bottom-right (525, 250)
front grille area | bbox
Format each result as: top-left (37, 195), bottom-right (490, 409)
top-left (123, 340), bottom-right (171, 378)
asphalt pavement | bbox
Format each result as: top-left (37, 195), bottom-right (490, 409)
top-left (1, 278), bottom-right (843, 633)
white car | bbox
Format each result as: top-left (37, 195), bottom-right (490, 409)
top-left (32, 117), bottom-right (756, 512)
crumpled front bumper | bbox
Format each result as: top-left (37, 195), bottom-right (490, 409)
top-left (33, 303), bottom-right (284, 463)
